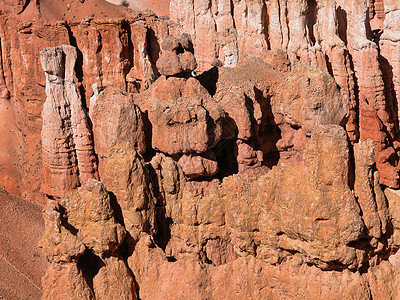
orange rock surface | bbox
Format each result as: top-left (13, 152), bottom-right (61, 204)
top-left (2, 0), bottom-right (400, 299)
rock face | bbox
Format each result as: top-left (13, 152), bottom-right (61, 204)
top-left (40, 45), bottom-right (99, 197)
top-left (170, 0), bottom-right (400, 188)
top-left (90, 87), bottom-right (146, 178)
top-left (0, 0), bottom-right (175, 202)
top-left (41, 179), bottom-right (136, 300)
top-left (2, 0), bottom-right (400, 299)
top-left (156, 34), bottom-right (197, 76)
top-left (41, 122), bottom-right (400, 299)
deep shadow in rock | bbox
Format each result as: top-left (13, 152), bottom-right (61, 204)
top-left (196, 66), bottom-right (219, 96)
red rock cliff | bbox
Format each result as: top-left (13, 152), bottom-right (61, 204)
top-left (1, 0), bottom-right (400, 299)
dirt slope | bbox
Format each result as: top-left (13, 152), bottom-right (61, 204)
top-left (0, 189), bottom-right (46, 299)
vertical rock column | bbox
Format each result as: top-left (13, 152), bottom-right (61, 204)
top-left (40, 45), bottom-right (98, 198)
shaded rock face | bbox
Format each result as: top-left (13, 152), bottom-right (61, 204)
top-left (41, 179), bottom-right (136, 300)
top-left (170, 0), bottom-right (400, 188)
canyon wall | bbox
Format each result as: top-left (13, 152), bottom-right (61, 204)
top-left (0, 0), bottom-right (181, 201)
top-left (170, 0), bottom-right (400, 188)
top-left (1, 0), bottom-right (400, 299)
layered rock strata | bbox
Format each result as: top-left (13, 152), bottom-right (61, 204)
top-left (0, 0), bottom-right (178, 202)
top-left (40, 45), bottom-right (99, 197)
top-left (40, 47), bottom-right (400, 299)
top-left (1, 0), bottom-right (400, 298)
top-left (170, 0), bottom-right (400, 188)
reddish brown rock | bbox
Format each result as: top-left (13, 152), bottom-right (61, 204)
top-left (0, 0), bottom-right (173, 202)
top-left (178, 150), bottom-right (218, 179)
top-left (137, 76), bottom-right (225, 155)
top-left (215, 56), bottom-right (348, 167)
top-left (90, 87), bottom-right (146, 178)
top-left (156, 34), bottom-right (197, 76)
top-left (354, 140), bottom-right (389, 240)
top-left (171, 0), bottom-right (400, 188)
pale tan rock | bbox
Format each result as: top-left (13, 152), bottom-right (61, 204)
top-left (60, 179), bottom-right (126, 256)
top-left (42, 263), bottom-right (94, 300)
top-left (384, 188), bottom-right (400, 248)
top-left (93, 256), bottom-right (137, 300)
top-left (103, 141), bottom-right (156, 242)
top-left (40, 200), bottom-right (86, 263)
top-left (40, 45), bottom-right (99, 198)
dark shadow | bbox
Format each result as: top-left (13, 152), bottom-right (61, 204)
top-left (211, 138), bottom-right (238, 178)
top-left (18, 0), bottom-right (31, 14)
top-left (365, 6), bottom-right (373, 41)
top-left (347, 49), bottom-right (360, 141)
top-left (325, 54), bottom-right (334, 77)
top-left (196, 66), bottom-right (219, 96)
top-left (109, 191), bottom-right (125, 227)
top-left (141, 110), bottom-right (154, 162)
top-left (146, 163), bottom-right (172, 251)
top-left (77, 249), bottom-right (105, 290)
top-left (65, 22), bottom-right (87, 109)
top-left (336, 6), bottom-right (348, 45)
top-left (379, 54), bottom-right (399, 135)
top-left (262, 1), bottom-right (271, 50)
top-left (252, 87), bottom-right (281, 168)
top-left (347, 140), bottom-right (356, 191)
top-left (121, 20), bottom-right (135, 90)
top-left (146, 28), bottom-right (161, 74)
top-left (306, 0), bottom-right (317, 46)
top-left (57, 205), bottom-right (78, 235)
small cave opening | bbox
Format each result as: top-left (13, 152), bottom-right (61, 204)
top-left (211, 138), bottom-right (238, 179)
top-left (77, 249), bottom-right (105, 289)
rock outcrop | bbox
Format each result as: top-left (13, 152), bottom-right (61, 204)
top-left (41, 179), bottom-right (135, 300)
top-left (0, 0), bottom-right (176, 202)
top-left (40, 45), bottom-right (99, 197)
top-left (90, 87), bottom-right (146, 178)
top-left (2, 0), bottom-right (400, 299)
top-left (170, 0), bottom-right (400, 188)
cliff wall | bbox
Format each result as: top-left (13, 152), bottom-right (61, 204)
top-left (1, 0), bottom-right (400, 299)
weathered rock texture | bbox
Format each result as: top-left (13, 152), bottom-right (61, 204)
top-left (41, 121), bottom-right (400, 299)
top-left (170, 0), bottom-right (400, 188)
top-left (0, 0), bottom-right (179, 202)
top-left (2, 0), bottom-right (400, 299)
top-left (40, 34), bottom-right (400, 300)
top-left (40, 45), bottom-right (99, 197)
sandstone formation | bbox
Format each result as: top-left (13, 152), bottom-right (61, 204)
top-left (0, 0), bottom-right (175, 202)
top-left (170, 0), bottom-right (400, 188)
top-left (156, 34), bottom-right (197, 76)
top-left (40, 45), bottom-right (99, 197)
top-left (2, 0), bottom-right (400, 299)
top-left (41, 179), bottom-right (136, 300)
top-left (90, 87), bottom-right (146, 178)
